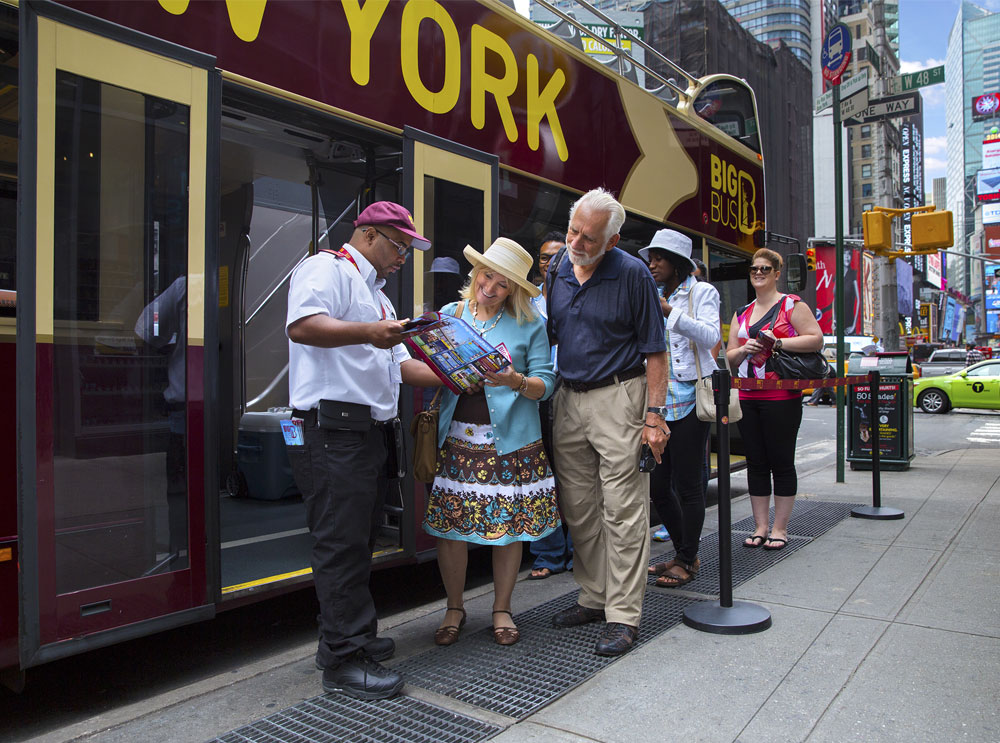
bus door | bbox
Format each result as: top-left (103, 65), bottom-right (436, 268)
top-left (17, 6), bottom-right (218, 667)
top-left (401, 127), bottom-right (498, 557)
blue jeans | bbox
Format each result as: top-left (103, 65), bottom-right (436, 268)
top-left (530, 526), bottom-right (573, 572)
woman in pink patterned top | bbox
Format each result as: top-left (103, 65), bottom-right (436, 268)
top-left (725, 249), bottom-right (823, 551)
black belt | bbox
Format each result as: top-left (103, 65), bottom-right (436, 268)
top-left (561, 365), bottom-right (645, 393)
top-left (292, 409), bottom-right (391, 429)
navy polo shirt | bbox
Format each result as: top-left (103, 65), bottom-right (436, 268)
top-left (548, 248), bottom-right (666, 383)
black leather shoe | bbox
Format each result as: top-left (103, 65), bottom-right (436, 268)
top-left (316, 636), bottom-right (395, 669)
top-left (322, 654), bottom-right (404, 700)
top-left (595, 622), bottom-right (638, 657)
top-left (552, 604), bottom-right (606, 628)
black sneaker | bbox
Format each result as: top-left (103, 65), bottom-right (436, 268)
top-left (315, 636), bottom-right (395, 669)
top-left (322, 654), bottom-right (404, 701)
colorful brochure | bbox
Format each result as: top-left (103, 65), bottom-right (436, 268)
top-left (402, 312), bottom-right (510, 394)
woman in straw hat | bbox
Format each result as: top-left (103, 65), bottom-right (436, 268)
top-left (423, 237), bottom-right (557, 647)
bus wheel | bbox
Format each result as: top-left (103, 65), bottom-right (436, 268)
top-left (226, 469), bottom-right (248, 498)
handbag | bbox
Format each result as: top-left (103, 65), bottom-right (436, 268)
top-left (689, 288), bottom-right (742, 423)
top-left (770, 348), bottom-right (830, 380)
top-left (409, 301), bottom-right (464, 483)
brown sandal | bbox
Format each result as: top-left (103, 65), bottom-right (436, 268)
top-left (491, 610), bottom-right (520, 646)
top-left (649, 557), bottom-right (700, 577)
top-left (434, 607), bottom-right (467, 646)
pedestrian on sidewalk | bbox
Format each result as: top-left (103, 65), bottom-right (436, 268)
top-left (545, 188), bottom-right (668, 657)
top-left (965, 342), bottom-right (984, 366)
top-left (641, 230), bottom-right (721, 589)
top-left (726, 248), bottom-right (823, 551)
top-left (528, 231), bottom-right (573, 579)
top-left (423, 238), bottom-right (557, 648)
top-left (285, 202), bottom-right (443, 700)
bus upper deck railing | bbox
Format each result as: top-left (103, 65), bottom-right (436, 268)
top-left (532, 0), bottom-right (697, 105)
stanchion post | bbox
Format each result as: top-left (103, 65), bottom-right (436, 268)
top-left (851, 369), bottom-right (904, 520)
top-left (682, 369), bottom-right (771, 634)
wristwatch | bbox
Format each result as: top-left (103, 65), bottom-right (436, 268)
top-left (647, 406), bottom-right (667, 419)
top-left (774, 339), bottom-right (783, 352)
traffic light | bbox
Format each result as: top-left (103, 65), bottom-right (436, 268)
top-left (805, 247), bottom-right (816, 271)
top-left (863, 210), bottom-right (893, 254)
top-left (911, 210), bottom-right (953, 251)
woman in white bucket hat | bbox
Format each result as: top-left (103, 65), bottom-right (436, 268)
top-left (422, 237), bottom-right (558, 647)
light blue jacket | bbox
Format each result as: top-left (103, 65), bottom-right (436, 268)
top-left (436, 301), bottom-right (555, 456)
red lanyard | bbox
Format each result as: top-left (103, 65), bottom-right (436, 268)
top-left (320, 248), bottom-right (387, 320)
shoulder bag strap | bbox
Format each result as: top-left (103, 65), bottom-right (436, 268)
top-left (688, 287), bottom-right (705, 381)
top-left (544, 246), bottom-right (568, 344)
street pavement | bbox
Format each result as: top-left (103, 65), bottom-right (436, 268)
top-left (19, 445), bottom-right (1000, 743)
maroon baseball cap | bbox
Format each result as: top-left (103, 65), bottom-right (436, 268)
top-left (353, 201), bottom-right (431, 251)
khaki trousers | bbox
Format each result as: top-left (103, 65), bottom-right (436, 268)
top-left (553, 376), bottom-right (649, 627)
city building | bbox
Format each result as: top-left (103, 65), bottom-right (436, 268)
top-left (945, 1), bottom-right (1000, 306)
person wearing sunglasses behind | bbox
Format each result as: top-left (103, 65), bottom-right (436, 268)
top-left (725, 249), bottom-right (823, 551)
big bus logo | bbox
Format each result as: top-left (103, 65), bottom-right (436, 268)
top-left (709, 154), bottom-right (757, 236)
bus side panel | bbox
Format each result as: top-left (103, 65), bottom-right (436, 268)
top-left (0, 337), bottom-right (13, 668)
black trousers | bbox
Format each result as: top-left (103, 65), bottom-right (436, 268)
top-left (648, 408), bottom-right (710, 565)
top-left (737, 397), bottom-right (803, 497)
top-left (287, 423), bottom-right (388, 668)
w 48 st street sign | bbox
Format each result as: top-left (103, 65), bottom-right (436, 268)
top-left (844, 92), bottom-right (921, 125)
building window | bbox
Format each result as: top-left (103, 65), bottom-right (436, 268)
top-left (862, 203), bottom-right (873, 211)
top-left (861, 164), bottom-right (872, 177)
top-left (862, 183), bottom-right (873, 197)
top-left (861, 125), bottom-right (871, 139)
top-left (861, 144), bottom-right (872, 158)
top-left (855, 24), bottom-right (861, 39)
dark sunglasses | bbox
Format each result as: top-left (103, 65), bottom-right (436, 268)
top-left (749, 265), bottom-right (774, 275)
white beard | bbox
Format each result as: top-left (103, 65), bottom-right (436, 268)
top-left (568, 248), bottom-right (604, 267)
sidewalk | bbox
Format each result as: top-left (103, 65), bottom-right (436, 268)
top-left (37, 447), bottom-right (1000, 743)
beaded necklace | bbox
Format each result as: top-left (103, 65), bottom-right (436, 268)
top-left (469, 302), bottom-right (504, 335)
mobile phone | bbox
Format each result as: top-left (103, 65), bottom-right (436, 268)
top-left (400, 316), bottom-right (437, 333)
top-left (639, 443), bottom-right (656, 472)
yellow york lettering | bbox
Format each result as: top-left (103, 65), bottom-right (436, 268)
top-left (342, 0), bottom-right (390, 86)
top-left (401, 0), bottom-right (460, 114)
top-left (470, 24), bottom-right (518, 143)
top-left (526, 54), bottom-right (568, 162)
top-left (158, 0), bottom-right (267, 43)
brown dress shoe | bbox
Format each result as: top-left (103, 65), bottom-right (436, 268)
top-left (595, 622), bottom-right (638, 656)
top-left (434, 607), bottom-right (466, 646)
top-left (491, 610), bottom-right (520, 646)
top-left (552, 603), bottom-right (605, 628)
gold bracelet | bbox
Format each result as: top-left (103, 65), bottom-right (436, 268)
top-left (516, 374), bottom-right (528, 393)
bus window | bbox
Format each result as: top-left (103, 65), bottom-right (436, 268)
top-left (692, 79), bottom-right (761, 154)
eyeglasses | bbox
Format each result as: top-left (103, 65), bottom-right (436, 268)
top-left (749, 265), bottom-right (774, 275)
top-left (373, 228), bottom-right (410, 257)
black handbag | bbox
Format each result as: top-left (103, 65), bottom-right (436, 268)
top-left (769, 349), bottom-right (830, 380)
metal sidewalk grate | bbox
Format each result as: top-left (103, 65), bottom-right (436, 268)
top-left (210, 694), bottom-right (500, 743)
top-left (729, 500), bottom-right (860, 537)
top-left (395, 590), bottom-right (695, 719)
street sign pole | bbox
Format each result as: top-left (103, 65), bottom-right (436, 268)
top-left (833, 84), bottom-right (846, 484)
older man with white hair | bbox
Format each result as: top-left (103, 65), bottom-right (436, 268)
top-left (544, 188), bottom-right (668, 657)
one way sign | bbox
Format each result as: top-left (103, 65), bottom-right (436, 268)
top-left (844, 92), bottom-right (921, 124)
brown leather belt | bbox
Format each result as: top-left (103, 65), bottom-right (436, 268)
top-left (561, 365), bottom-right (645, 393)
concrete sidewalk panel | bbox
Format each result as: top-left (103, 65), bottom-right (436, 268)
top-left (528, 604), bottom-right (831, 743)
top-left (735, 536), bottom-right (886, 613)
top-left (841, 545), bottom-right (942, 621)
top-left (952, 502), bottom-right (1000, 555)
top-left (806, 623), bottom-right (1000, 742)
top-left (896, 544), bottom-right (1000, 637)
top-left (893, 497), bottom-right (978, 550)
top-left (490, 721), bottom-right (601, 742)
top-left (738, 614), bottom-right (887, 743)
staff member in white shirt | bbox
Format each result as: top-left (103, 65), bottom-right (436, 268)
top-left (286, 201), bottom-right (441, 700)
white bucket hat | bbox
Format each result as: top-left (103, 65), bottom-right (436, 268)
top-left (638, 229), bottom-right (695, 272)
top-left (463, 238), bottom-right (541, 297)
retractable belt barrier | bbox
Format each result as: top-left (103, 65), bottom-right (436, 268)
top-left (730, 375), bottom-right (866, 390)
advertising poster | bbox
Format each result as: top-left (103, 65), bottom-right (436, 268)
top-left (850, 381), bottom-right (903, 459)
top-left (941, 297), bottom-right (956, 340)
top-left (813, 244), bottom-right (861, 334)
top-left (927, 252), bottom-right (943, 288)
top-left (862, 251), bottom-right (875, 336)
top-left (896, 258), bottom-right (913, 317)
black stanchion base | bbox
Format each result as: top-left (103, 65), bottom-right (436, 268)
top-left (851, 505), bottom-right (905, 520)
top-left (682, 601), bottom-right (772, 635)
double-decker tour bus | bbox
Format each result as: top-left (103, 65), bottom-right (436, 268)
top-left (0, 0), bottom-right (764, 687)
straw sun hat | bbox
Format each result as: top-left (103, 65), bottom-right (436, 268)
top-left (463, 238), bottom-right (541, 298)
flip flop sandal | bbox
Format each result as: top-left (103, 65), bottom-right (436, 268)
top-left (528, 567), bottom-right (561, 580)
top-left (654, 565), bottom-right (695, 588)
top-left (650, 557), bottom-right (700, 576)
top-left (434, 607), bottom-right (467, 646)
top-left (491, 610), bottom-right (520, 646)
top-left (744, 535), bottom-right (767, 548)
top-left (763, 537), bottom-right (787, 551)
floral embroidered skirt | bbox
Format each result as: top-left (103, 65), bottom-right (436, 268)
top-left (423, 421), bottom-right (560, 546)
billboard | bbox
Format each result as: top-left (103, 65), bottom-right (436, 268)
top-left (984, 132), bottom-right (1000, 169)
top-left (927, 251), bottom-right (943, 288)
top-left (972, 92), bottom-right (1000, 121)
top-left (901, 117), bottom-right (925, 274)
top-left (813, 244), bottom-right (863, 334)
top-left (862, 251), bottom-right (875, 336)
top-left (976, 167), bottom-right (1000, 202)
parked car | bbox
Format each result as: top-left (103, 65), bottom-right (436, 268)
top-left (913, 348), bottom-right (969, 379)
top-left (912, 359), bottom-right (1000, 413)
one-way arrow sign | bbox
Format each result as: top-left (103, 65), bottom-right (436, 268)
top-left (844, 92), bottom-right (921, 125)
